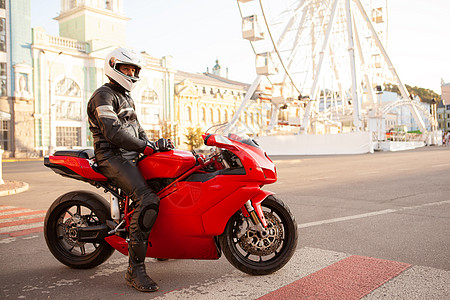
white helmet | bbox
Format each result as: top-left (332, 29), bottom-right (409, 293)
top-left (104, 48), bottom-right (144, 91)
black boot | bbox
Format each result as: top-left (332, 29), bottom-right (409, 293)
top-left (125, 240), bottom-right (159, 292)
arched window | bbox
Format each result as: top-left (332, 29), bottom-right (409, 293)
top-left (55, 78), bottom-right (81, 97)
top-left (185, 106), bottom-right (192, 122)
top-left (215, 108), bottom-right (220, 123)
top-left (140, 88), bottom-right (160, 125)
top-left (141, 88), bottom-right (159, 104)
top-left (210, 108), bottom-right (214, 123)
top-left (222, 110), bottom-right (228, 122)
top-left (55, 78), bottom-right (82, 121)
top-left (200, 107), bottom-right (206, 123)
top-left (54, 78), bottom-right (82, 147)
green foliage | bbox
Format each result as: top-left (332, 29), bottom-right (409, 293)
top-left (384, 83), bottom-right (400, 94)
top-left (160, 120), bottom-right (173, 140)
top-left (408, 130), bottom-right (422, 134)
top-left (383, 83), bottom-right (440, 103)
top-left (184, 127), bottom-right (204, 149)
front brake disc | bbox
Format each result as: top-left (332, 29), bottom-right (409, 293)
top-left (238, 211), bottom-right (283, 256)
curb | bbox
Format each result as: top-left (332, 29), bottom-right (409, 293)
top-left (0, 182), bottom-right (29, 196)
top-left (2, 158), bottom-right (42, 163)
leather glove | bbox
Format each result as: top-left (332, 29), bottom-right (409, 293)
top-left (143, 141), bottom-right (156, 156)
top-left (143, 139), bottom-right (174, 156)
top-left (155, 138), bottom-right (174, 152)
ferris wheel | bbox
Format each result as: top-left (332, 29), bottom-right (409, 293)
top-left (229, 0), bottom-right (428, 136)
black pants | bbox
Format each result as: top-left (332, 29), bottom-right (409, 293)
top-left (96, 149), bottom-right (160, 242)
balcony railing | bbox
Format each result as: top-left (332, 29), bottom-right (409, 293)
top-left (34, 29), bottom-right (88, 52)
top-left (48, 36), bottom-right (88, 52)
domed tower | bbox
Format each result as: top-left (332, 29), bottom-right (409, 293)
top-left (54, 0), bottom-right (129, 50)
top-left (212, 59), bottom-right (221, 77)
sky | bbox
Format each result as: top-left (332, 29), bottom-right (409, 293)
top-left (31, 0), bottom-right (450, 94)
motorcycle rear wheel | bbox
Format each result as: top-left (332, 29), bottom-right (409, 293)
top-left (219, 195), bottom-right (298, 275)
top-left (44, 191), bottom-right (115, 269)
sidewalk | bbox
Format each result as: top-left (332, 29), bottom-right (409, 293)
top-left (0, 180), bottom-right (29, 196)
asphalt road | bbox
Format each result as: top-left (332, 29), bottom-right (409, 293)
top-left (0, 146), bottom-right (449, 299)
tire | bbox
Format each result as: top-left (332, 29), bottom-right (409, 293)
top-left (44, 191), bottom-right (115, 269)
top-left (219, 195), bottom-right (298, 275)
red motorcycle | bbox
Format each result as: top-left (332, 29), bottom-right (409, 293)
top-left (44, 126), bottom-right (298, 275)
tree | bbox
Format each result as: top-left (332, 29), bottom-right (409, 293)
top-left (160, 120), bottom-right (174, 140)
top-left (383, 83), bottom-right (440, 103)
top-left (184, 127), bottom-right (204, 150)
top-left (405, 85), bottom-right (440, 103)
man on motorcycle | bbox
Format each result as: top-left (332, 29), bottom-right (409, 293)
top-left (87, 47), bottom-right (172, 292)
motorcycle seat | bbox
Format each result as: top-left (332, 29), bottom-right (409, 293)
top-left (53, 149), bottom-right (95, 160)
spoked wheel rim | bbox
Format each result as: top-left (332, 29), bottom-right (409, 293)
top-left (229, 200), bottom-right (294, 267)
top-left (54, 203), bottom-right (103, 259)
top-left (237, 210), bottom-right (284, 260)
top-left (45, 191), bottom-right (115, 269)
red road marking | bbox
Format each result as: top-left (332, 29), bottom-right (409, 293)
top-left (0, 207), bottom-right (28, 213)
top-left (258, 255), bottom-right (411, 300)
top-left (0, 217), bottom-right (44, 228)
top-left (9, 227), bottom-right (44, 237)
top-left (0, 210), bottom-right (46, 219)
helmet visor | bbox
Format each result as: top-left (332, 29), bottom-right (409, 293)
top-left (109, 58), bottom-right (141, 82)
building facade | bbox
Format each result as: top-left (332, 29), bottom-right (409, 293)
top-left (1, 0), bottom-right (175, 158)
top-left (2, 0), bottom-right (266, 157)
top-left (0, 0), bottom-right (35, 157)
top-left (174, 70), bottom-right (269, 149)
top-left (439, 81), bottom-right (450, 132)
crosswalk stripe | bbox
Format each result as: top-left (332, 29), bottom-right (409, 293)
top-left (0, 217), bottom-right (44, 228)
top-left (0, 213), bottom-right (46, 223)
top-left (257, 255), bottom-right (411, 300)
top-left (0, 210), bottom-right (47, 220)
top-left (150, 248), bottom-right (449, 300)
top-left (153, 248), bottom-right (350, 299)
top-left (9, 227), bottom-right (44, 237)
top-left (0, 208), bottom-right (31, 216)
top-left (0, 205), bottom-right (16, 209)
top-left (0, 222), bottom-right (44, 234)
top-left (0, 206), bottom-right (46, 238)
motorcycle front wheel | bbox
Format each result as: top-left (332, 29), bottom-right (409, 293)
top-left (219, 195), bottom-right (298, 275)
top-left (44, 191), bottom-right (115, 269)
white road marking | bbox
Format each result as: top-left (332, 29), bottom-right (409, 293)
top-left (359, 171), bottom-right (380, 175)
top-left (0, 206), bottom-right (16, 210)
top-left (5, 246), bottom-right (449, 299)
top-left (0, 208), bottom-right (31, 216)
top-left (0, 237), bottom-right (16, 244)
top-left (89, 257), bottom-right (128, 279)
top-left (0, 222), bottom-right (43, 233)
top-left (0, 213), bottom-right (45, 223)
top-left (309, 176), bottom-right (334, 181)
top-left (298, 200), bottom-right (450, 229)
top-left (153, 248), bottom-right (349, 300)
top-left (431, 163), bottom-right (450, 168)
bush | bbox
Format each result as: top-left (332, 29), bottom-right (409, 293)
top-left (184, 127), bottom-right (204, 149)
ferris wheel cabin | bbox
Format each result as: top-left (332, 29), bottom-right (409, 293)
top-left (255, 52), bottom-right (277, 76)
top-left (242, 15), bottom-right (264, 41)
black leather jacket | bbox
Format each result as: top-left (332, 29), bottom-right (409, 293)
top-left (87, 83), bottom-right (148, 161)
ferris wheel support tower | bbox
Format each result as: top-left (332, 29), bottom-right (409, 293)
top-left (234, 0), bottom-right (428, 137)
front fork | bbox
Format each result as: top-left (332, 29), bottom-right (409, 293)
top-left (240, 190), bottom-right (273, 235)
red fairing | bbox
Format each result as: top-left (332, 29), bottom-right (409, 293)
top-left (49, 156), bottom-right (107, 181)
top-left (138, 149), bottom-right (196, 180)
